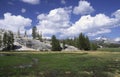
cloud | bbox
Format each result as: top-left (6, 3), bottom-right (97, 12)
top-left (36, 7), bottom-right (72, 38)
top-left (26, 28), bottom-right (32, 35)
top-left (21, 8), bottom-right (26, 13)
top-left (21, 0), bottom-right (40, 5)
top-left (35, 6), bottom-right (120, 38)
top-left (61, 0), bottom-right (66, 4)
top-left (73, 0), bottom-right (94, 15)
top-left (114, 37), bottom-right (120, 42)
top-left (63, 11), bottom-right (120, 37)
top-left (112, 9), bottom-right (120, 19)
top-left (0, 12), bottom-right (32, 34)
top-left (87, 29), bottom-right (111, 36)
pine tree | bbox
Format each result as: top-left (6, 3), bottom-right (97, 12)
top-left (32, 26), bottom-right (37, 39)
top-left (56, 40), bottom-right (61, 51)
top-left (3, 32), bottom-right (8, 48)
top-left (3, 31), bottom-right (14, 50)
top-left (0, 35), bottom-right (2, 47)
top-left (78, 33), bottom-right (85, 50)
top-left (51, 35), bottom-right (56, 51)
top-left (9, 31), bottom-right (14, 50)
top-left (78, 33), bottom-right (91, 50)
top-left (84, 36), bottom-right (90, 50)
top-left (62, 33), bottom-right (95, 51)
top-left (51, 35), bottom-right (61, 51)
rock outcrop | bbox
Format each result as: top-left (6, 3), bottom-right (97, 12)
top-left (63, 45), bottom-right (79, 51)
top-left (15, 38), bottom-right (51, 51)
top-left (0, 29), bottom-right (78, 51)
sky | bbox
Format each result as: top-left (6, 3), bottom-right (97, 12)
top-left (0, 0), bottom-right (120, 40)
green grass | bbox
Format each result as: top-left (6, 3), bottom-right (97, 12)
top-left (0, 54), bottom-right (31, 67)
top-left (0, 51), bottom-right (120, 77)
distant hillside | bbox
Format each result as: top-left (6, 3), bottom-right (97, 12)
top-left (92, 36), bottom-right (120, 48)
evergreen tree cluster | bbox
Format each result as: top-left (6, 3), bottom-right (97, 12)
top-left (32, 26), bottom-right (43, 41)
top-left (31, 27), bottom-right (97, 51)
top-left (0, 31), bottom-right (14, 50)
top-left (51, 35), bottom-right (61, 51)
top-left (32, 26), bottom-right (37, 39)
top-left (63, 33), bottom-right (97, 51)
top-left (77, 33), bottom-right (90, 50)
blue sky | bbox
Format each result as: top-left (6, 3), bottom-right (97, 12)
top-left (0, 0), bottom-right (120, 40)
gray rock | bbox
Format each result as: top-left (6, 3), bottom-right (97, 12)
top-left (16, 38), bottom-right (51, 51)
top-left (0, 29), bottom-right (52, 51)
top-left (63, 45), bottom-right (78, 51)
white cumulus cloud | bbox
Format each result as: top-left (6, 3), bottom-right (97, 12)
top-left (112, 9), bottom-right (120, 19)
top-left (114, 37), bottom-right (120, 42)
top-left (73, 0), bottom-right (94, 15)
top-left (35, 8), bottom-right (120, 38)
top-left (21, 0), bottom-right (40, 5)
top-left (36, 7), bottom-right (72, 38)
top-left (87, 29), bottom-right (111, 36)
top-left (63, 11), bottom-right (120, 37)
top-left (0, 12), bottom-right (32, 33)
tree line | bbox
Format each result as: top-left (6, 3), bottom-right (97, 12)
top-left (51, 33), bottom-right (97, 51)
top-left (29, 26), bottom-right (98, 51)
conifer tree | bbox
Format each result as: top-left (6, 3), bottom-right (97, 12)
top-left (62, 33), bottom-right (97, 51)
top-left (78, 33), bottom-right (91, 50)
top-left (3, 31), bottom-right (14, 50)
top-left (9, 31), bottom-right (14, 49)
top-left (3, 32), bottom-right (8, 48)
top-left (51, 35), bottom-right (61, 51)
top-left (56, 39), bottom-right (61, 51)
top-left (78, 33), bottom-right (85, 50)
top-left (84, 36), bottom-right (90, 50)
top-left (32, 26), bottom-right (37, 39)
top-left (51, 35), bottom-right (56, 51)
top-left (0, 35), bottom-right (2, 47)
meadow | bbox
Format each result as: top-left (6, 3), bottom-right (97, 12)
top-left (0, 50), bottom-right (120, 77)
top-left (98, 48), bottom-right (120, 52)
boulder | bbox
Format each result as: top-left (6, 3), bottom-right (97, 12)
top-left (16, 38), bottom-right (51, 51)
top-left (63, 45), bottom-right (79, 51)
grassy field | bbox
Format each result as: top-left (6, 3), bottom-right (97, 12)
top-left (0, 51), bottom-right (120, 77)
top-left (98, 48), bottom-right (120, 52)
